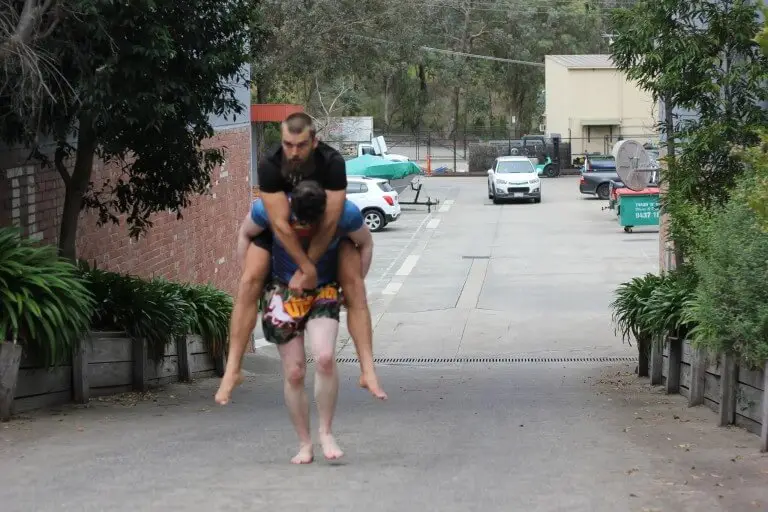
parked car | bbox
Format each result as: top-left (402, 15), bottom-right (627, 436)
top-left (487, 156), bottom-right (542, 204)
top-left (346, 176), bottom-right (401, 232)
top-left (579, 154), bottom-right (619, 200)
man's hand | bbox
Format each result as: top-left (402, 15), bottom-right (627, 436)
top-left (289, 266), bottom-right (317, 293)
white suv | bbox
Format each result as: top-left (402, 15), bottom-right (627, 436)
top-left (346, 177), bottom-right (401, 232)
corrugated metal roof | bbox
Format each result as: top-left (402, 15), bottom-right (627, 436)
top-left (545, 54), bottom-right (616, 69)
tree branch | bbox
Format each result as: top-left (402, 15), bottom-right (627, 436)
top-left (0, 0), bottom-right (59, 61)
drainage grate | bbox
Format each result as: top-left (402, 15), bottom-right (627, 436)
top-left (461, 255), bottom-right (491, 259)
top-left (306, 356), bottom-right (638, 364)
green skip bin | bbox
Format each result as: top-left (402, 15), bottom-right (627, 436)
top-left (615, 189), bottom-right (660, 233)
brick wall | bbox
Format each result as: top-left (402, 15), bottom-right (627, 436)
top-left (0, 125), bottom-right (251, 295)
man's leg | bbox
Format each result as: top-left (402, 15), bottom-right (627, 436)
top-left (337, 239), bottom-right (387, 400)
top-left (262, 281), bottom-right (314, 464)
top-left (215, 240), bottom-right (271, 405)
top-left (306, 312), bottom-right (343, 460)
top-left (277, 334), bottom-right (313, 464)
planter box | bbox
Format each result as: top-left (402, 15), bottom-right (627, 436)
top-left (13, 343), bottom-right (73, 415)
top-left (658, 337), bottom-right (767, 450)
top-left (11, 332), bottom-right (222, 416)
top-left (0, 342), bottom-right (23, 420)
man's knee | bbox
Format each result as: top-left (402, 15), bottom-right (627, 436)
top-left (285, 360), bottom-right (306, 386)
top-left (315, 350), bottom-right (335, 375)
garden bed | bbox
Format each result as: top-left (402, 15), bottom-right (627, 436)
top-left (656, 337), bottom-right (767, 446)
top-left (12, 332), bottom-right (222, 414)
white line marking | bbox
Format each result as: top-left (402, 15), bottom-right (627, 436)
top-left (382, 282), bottom-right (402, 295)
top-left (372, 213), bottom-right (432, 287)
top-left (395, 255), bottom-right (420, 276)
top-left (426, 218), bottom-right (441, 229)
top-left (438, 199), bottom-right (454, 213)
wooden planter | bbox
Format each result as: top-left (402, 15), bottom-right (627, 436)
top-left (0, 342), bottom-right (23, 421)
top-left (11, 332), bottom-right (223, 415)
top-left (657, 336), bottom-right (767, 451)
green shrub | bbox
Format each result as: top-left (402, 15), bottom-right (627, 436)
top-left (79, 263), bottom-right (231, 361)
top-left (684, 177), bottom-right (768, 368)
top-left (80, 265), bottom-right (189, 362)
top-left (177, 283), bottom-right (232, 359)
top-left (640, 265), bottom-right (698, 343)
top-left (610, 273), bottom-right (662, 345)
top-left (0, 228), bottom-right (94, 366)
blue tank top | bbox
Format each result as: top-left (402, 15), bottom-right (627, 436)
top-left (250, 199), bottom-right (364, 286)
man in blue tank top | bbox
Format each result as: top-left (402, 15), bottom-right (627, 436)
top-left (247, 180), bottom-right (373, 463)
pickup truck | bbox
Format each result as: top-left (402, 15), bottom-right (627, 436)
top-left (358, 136), bottom-right (410, 162)
top-left (578, 154), bottom-right (619, 200)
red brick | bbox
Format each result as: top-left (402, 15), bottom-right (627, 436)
top-left (0, 126), bottom-right (250, 296)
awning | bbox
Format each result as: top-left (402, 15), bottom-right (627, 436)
top-left (578, 118), bottom-right (621, 126)
top-left (250, 104), bottom-right (304, 122)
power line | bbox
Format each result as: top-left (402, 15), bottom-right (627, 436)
top-left (348, 34), bottom-right (545, 67)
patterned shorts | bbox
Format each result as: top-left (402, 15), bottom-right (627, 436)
top-left (259, 281), bottom-right (342, 345)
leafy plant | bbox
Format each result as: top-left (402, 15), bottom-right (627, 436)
top-left (610, 273), bottom-right (664, 376)
top-left (0, 228), bottom-right (94, 366)
top-left (683, 177), bottom-right (768, 368)
top-left (177, 284), bottom-right (232, 360)
top-left (80, 265), bottom-right (188, 362)
top-left (640, 265), bottom-right (698, 343)
top-left (611, 273), bottom-right (663, 345)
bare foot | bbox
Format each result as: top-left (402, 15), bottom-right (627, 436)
top-left (215, 370), bottom-right (244, 405)
top-left (290, 443), bottom-right (314, 465)
top-left (359, 372), bottom-right (388, 400)
top-left (319, 433), bottom-right (344, 460)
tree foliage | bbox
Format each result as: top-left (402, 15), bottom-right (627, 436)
top-left (610, 0), bottom-right (768, 258)
top-left (0, 0), bottom-right (256, 260)
top-left (252, 0), bottom-right (617, 138)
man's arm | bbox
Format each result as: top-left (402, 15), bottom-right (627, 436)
top-left (256, 156), bottom-right (317, 282)
top-left (307, 153), bottom-right (347, 262)
top-left (260, 191), bottom-right (316, 276)
top-left (346, 226), bottom-right (374, 278)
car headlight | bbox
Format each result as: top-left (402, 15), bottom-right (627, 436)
top-left (496, 179), bottom-right (508, 185)
top-left (528, 179), bottom-right (540, 185)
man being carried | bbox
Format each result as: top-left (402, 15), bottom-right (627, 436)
top-left (252, 180), bottom-right (373, 463)
top-left (215, 112), bottom-right (385, 405)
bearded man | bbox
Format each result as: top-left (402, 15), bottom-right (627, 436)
top-left (215, 112), bottom-right (386, 405)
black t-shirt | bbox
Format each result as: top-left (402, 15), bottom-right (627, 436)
top-left (257, 141), bottom-right (347, 194)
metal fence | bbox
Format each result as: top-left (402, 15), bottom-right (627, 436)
top-left (325, 131), bottom-right (660, 172)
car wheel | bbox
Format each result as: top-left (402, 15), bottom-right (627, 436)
top-left (362, 209), bottom-right (385, 232)
top-left (596, 183), bottom-right (610, 200)
top-left (534, 197), bottom-right (541, 203)
top-left (492, 196), bottom-right (500, 204)
top-left (543, 164), bottom-right (559, 178)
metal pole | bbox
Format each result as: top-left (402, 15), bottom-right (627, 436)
top-left (453, 129), bottom-right (457, 172)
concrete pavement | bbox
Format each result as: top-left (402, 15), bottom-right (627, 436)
top-left (2, 177), bottom-right (767, 511)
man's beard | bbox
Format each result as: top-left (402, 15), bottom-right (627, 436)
top-left (281, 154), bottom-right (315, 187)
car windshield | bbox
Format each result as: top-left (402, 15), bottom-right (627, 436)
top-left (496, 160), bottom-right (534, 174)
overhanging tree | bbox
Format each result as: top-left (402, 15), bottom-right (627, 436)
top-left (609, 0), bottom-right (768, 260)
top-left (0, 0), bottom-right (257, 260)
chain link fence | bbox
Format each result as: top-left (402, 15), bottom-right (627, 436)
top-left (323, 131), bottom-right (660, 173)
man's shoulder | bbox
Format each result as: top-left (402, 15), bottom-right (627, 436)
top-left (315, 141), bottom-right (344, 165)
top-left (261, 144), bottom-right (283, 167)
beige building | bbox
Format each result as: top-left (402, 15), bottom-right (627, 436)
top-left (544, 54), bottom-right (657, 162)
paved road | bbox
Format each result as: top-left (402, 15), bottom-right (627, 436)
top-left (3, 177), bottom-right (768, 512)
